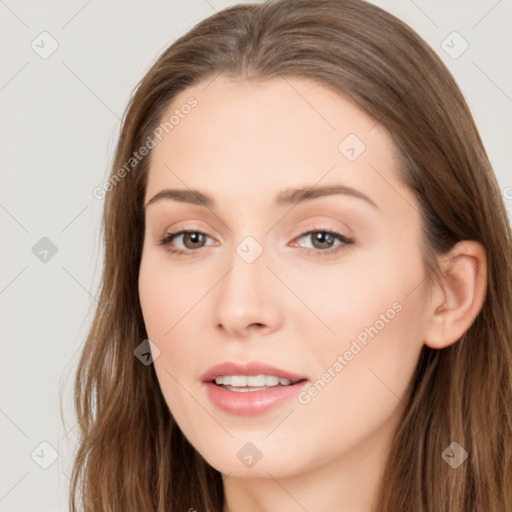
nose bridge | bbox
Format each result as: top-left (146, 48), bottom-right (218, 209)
top-left (213, 232), bottom-right (280, 335)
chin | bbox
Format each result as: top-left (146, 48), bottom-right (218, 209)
top-left (195, 439), bottom-right (306, 480)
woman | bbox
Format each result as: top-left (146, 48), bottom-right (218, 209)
top-left (68, 0), bottom-right (512, 510)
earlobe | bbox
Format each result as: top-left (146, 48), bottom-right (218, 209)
top-left (424, 241), bottom-right (487, 350)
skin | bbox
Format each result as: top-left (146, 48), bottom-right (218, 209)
top-left (138, 75), bottom-right (487, 512)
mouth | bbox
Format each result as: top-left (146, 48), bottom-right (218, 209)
top-left (201, 361), bottom-right (309, 415)
top-left (210, 374), bottom-right (307, 392)
top-left (201, 360), bottom-right (308, 386)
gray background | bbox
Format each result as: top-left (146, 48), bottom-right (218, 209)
top-left (1, 0), bottom-right (511, 510)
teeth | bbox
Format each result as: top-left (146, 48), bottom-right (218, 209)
top-left (214, 374), bottom-right (294, 387)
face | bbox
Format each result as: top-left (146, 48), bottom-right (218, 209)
top-left (138, 75), bottom-right (432, 480)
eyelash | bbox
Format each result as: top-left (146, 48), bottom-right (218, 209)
top-left (157, 227), bottom-right (354, 257)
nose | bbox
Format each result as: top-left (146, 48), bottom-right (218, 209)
top-left (212, 239), bottom-right (282, 339)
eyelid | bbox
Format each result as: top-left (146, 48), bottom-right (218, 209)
top-left (292, 226), bottom-right (353, 244)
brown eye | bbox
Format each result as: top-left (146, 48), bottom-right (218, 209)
top-left (293, 228), bottom-right (354, 257)
top-left (181, 232), bottom-right (206, 249)
top-left (310, 231), bottom-right (335, 249)
top-left (158, 230), bottom-right (213, 254)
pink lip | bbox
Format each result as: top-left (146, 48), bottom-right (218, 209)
top-left (204, 381), bottom-right (308, 416)
top-left (201, 361), bottom-right (309, 416)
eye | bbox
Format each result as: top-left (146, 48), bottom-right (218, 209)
top-left (292, 228), bottom-right (354, 256)
top-left (157, 230), bottom-right (215, 255)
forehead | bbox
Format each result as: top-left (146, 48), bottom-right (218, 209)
top-left (145, 75), bottom-right (406, 214)
top-left (153, 74), bottom-right (388, 154)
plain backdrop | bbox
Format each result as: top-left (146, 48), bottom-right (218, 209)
top-left (1, 0), bottom-right (511, 510)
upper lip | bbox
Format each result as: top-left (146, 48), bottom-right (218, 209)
top-left (201, 361), bottom-right (308, 383)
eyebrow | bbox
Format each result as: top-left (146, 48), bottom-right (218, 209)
top-left (144, 184), bottom-right (380, 211)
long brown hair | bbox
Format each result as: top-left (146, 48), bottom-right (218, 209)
top-left (66, 0), bottom-right (512, 510)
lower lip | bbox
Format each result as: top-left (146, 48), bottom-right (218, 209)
top-left (204, 380), bottom-right (308, 416)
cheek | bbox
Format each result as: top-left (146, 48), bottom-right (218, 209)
top-left (305, 239), bottom-right (427, 387)
top-left (138, 260), bottom-right (167, 339)
top-left (138, 252), bottom-right (211, 396)
top-left (298, 240), bottom-right (425, 344)
top-left (341, 275), bottom-right (426, 398)
top-left (293, 280), bottom-right (426, 456)
top-left (138, 258), bottom-right (197, 414)
top-left (138, 248), bottom-right (198, 339)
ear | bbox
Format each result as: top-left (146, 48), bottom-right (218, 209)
top-left (424, 241), bottom-right (487, 349)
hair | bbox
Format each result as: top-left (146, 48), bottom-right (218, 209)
top-left (66, 0), bottom-right (512, 510)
